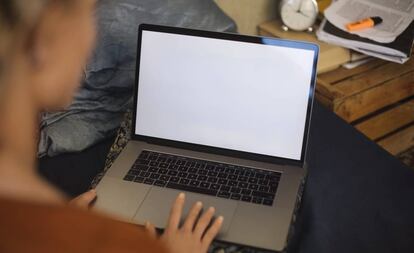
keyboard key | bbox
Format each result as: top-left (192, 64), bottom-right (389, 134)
top-left (149, 161), bottom-right (159, 167)
top-left (241, 189), bottom-right (252, 195)
top-left (231, 193), bottom-right (241, 200)
top-left (258, 179), bottom-right (269, 186)
top-left (139, 171), bottom-right (150, 177)
top-left (154, 180), bottom-right (167, 187)
top-left (218, 173), bottom-right (227, 178)
top-left (238, 182), bottom-right (248, 188)
top-left (218, 179), bottom-right (228, 185)
top-left (169, 164), bottom-right (179, 170)
top-left (134, 177), bottom-right (144, 183)
top-left (255, 173), bottom-right (265, 179)
top-left (248, 184), bottom-right (259, 190)
top-left (244, 170), bottom-right (254, 177)
top-left (207, 171), bottom-right (218, 177)
top-left (263, 199), bottom-right (273, 206)
top-left (188, 168), bottom-right (198, 173)
top-left (252, 191), bottom-right (274, 199)
top-left (230, 187), bottom-right (241, 194)
top-left (190, 180), bottom-right (200, 187)
top-left (233, 169), bottom-right (242, 175)
top-left (224, 168), bottom-right (235, 174)
top-left (179, 178), bottom-right (190, 185)
top-left (149, 167), bottom-right (158, 173)
top-left (166, 182), bottom-right (217, 196)
top-left (220, 185), bottom-right (230, 192)
top-left (248, 178), bottom-right (258, 184)
top-left (159, 163), bottom-right (168, 168)
top-left (139, 151), bottom-right (149, 159)
top-left (210, 184), bottom-right (220, 190)
top-left (128, 170), bottom-right (140, 176)
top-left (228, 174), bottom-right (237, 180)
top-left (178, 166), bottom-right (188, 172)
top-left (134, 165), bottom-right (149, 171)
top-left (205, 164), bottom-right (215, 170)
top-left (188, 173), bottom-right (198, 180)
top-left (241, 195), bottom-right (252, 202)
top-left (170, 177), bottom-right (179, 183)
top-left (144, 178), bottom-right (154, 185)
top-left (228, 181), bottom-right (238, 187)
top-left (167, 170), bottom-right (178, 176)
top-left (123, 175), bottom-right (134, 181)
top-left (177, 172), bottom-right (188, 178)
top-left (270, 182), bottom-right (279, 187)
top-left (200, 182), bottom-right (210, 188)
top-left (157, 157), bottom-right (166, 163)
top-left (238, 176), bottom-right (248, 182)
top-left (176, 160), bottom-right (186, 165)
top-left (215, 166), bottom-right (225, 172)
top-left (259, 186), bottom-right (269, 192)
top-left (137, 159), bottom-right (150, 165)
top-left (160, 175), bottom-right (170, 181)
top-left (159, 168), bottom-right (168, 174)
top-left (198, 170), bottom-right (208, 175)
top-left (218, 191), bottom-right (231, 199)
top-left (197, 175), bottom-right (208, 181)
top-left (150, 173), bottom-right (160, 180)
top-left (270, 186), bottom-right (278, 193)
top-left (252, 197), bottom-right (263, 204)
top-left (207, 177), bottom-right (218, 183)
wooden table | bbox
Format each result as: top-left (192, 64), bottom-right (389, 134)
top-left (317, 58), bottom-right (414, 156)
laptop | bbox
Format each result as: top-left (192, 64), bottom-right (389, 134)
top-left (94, 24), bottom-right (318, 252)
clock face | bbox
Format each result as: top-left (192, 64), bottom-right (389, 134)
top-left (280, 0), bottom-right (318, 31)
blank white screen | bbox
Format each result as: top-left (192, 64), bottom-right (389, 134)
top-left (136, 30), bottom-right (315, 160)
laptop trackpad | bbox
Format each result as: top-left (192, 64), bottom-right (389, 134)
top-left (133, 187), bottom-right (237, 235)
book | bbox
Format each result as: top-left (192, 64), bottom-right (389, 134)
top-left (317, 19), bottom-right (413, 63)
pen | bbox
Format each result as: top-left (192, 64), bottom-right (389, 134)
top-left (346, 16), bottom-right (383, 32)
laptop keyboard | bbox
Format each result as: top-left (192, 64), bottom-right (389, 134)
top-left (123, 150), bottom-right (281, 206)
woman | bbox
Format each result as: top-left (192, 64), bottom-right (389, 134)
top-left (0, 0), bottom-right (223, 252)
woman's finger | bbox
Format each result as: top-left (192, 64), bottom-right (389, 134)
top-left (194, 206), bottom-right (215, 238)
top-left (166, 192), bottom-right (185, 231)
top-left (182, 201), bottom-right (203, 232)
top-left (69, 189), bottom-right (97, 209)
top-left (145, 221), bottom-right (158, 239)
top-left (202, 216), bottom-right (224, 249)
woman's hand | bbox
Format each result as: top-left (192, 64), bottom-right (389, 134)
top-left (145, 193), bottom-right (223, 253)
top-left (69, 189), bottom-right (97, 209)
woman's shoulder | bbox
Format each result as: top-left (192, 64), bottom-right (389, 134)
top-left (0, 197), bottom-right (167, 253)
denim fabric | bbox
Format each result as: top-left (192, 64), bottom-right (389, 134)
top-left (38, 0), bottom-right (237, 157)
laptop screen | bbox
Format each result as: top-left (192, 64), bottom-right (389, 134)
top-left (135, 28), bottom-right (316, 161)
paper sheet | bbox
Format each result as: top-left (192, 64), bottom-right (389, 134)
top-left (325, 0), bottom-right (414, 43)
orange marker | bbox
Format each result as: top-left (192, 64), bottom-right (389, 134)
top-left (346, 16), bottom-right (383, 32)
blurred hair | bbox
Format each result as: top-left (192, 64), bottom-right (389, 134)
top-left (0, 0), bottom-right (71, 85)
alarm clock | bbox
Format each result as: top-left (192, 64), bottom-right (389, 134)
top-left (280, 0), bottom-right (319, 32)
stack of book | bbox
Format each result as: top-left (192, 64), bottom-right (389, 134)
top-left (317, 0), bottom-right (414, 64)
top-left (317, 19), bottom-right (413, 64)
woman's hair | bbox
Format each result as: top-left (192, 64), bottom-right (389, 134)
top-left (0, 0), bottom-right (72, 83)
top-left (0, 1), bottom-right (46, 75)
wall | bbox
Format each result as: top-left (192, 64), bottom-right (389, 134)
top-left (214, 0), bottom-right (279, 35)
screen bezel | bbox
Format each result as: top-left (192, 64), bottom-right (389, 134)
top-left (132, 23), bottom-right (319, 167)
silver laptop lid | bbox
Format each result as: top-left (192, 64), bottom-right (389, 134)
top-left (133, 24), bottom-right (318, 166)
